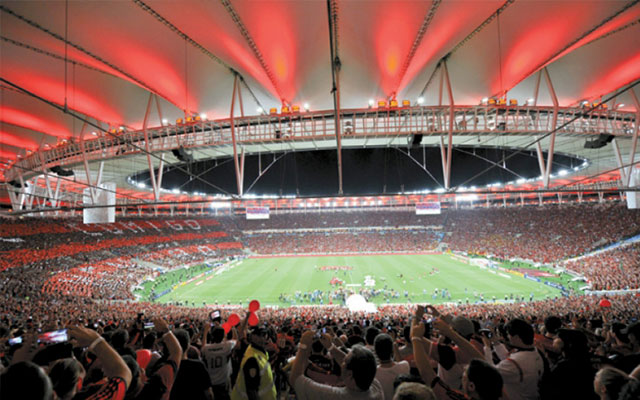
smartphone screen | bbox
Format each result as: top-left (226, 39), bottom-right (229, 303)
top-left (8, 336), bottom-right (22, 346)
top-left (38, 329), bottom-right (68, 345)
top-left (144, 322), bottom-right (155, 330)
top-left (210, 310), bottom-right (221, 323)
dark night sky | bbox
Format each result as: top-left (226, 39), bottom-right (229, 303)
top-left (133, 147), bottom-right (583, 197)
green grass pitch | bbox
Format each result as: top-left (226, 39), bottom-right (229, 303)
top-left (155, 254), bottom-right (564, 307)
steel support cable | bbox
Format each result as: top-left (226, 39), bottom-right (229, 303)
top-left (131, 0), bottom-right (267, 112)
top-left (553, 158), bottom-right (640, 192)
top-left (0, 194), bottom-right (236, 217)
top-left (418, 61), bottom-right (442, 99)
top-left (0, 5), bottom-right (183, 111)
top-left (449, 78), bottom-right (640, 193)
top-left (244, 153), bottom-right (287, 194)
top-left (587, 17), bottom-right (640, 46)
top-left (496, 8), bottom-right (504, 98)
top-left (0, 85), bottom-right (122, 139)
top-left (496, 0), bottom-right (640, 98)
top-left (395, 147), bottom-right (443, 189)
top-left (453, 147), bottom-right (525, 180)
top-left (0, 35), bottom-right (143, 94)
top-left (327, 0), bottom-right (344, 195)
top-left (418, 0), bottom-right (516, 98)
top-left (5, 167), bottom-right (640, 216)
top-left (160, 157), bottom-right (234, 192)
top-left (329, 0), bottom-right (340, 60)
top-left (0, 79), bottom-right (133, 132)
top-left (0, 159), bottom-right (151, 205)
top-left (393, 0), bottom-right (442, 99)
top-left (219, 0), bottom-right (287, 105)
top-left (0, 77), bottom-right (237, 197)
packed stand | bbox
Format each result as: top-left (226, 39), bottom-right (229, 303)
top-left (444, 204), bottom-right (640, 263)
top-left (564, 242), bottom-right (640, 291)
top-left (246, 230), bottom-right (441, 255)
top-left (1, 294), bottom-right (640, 400)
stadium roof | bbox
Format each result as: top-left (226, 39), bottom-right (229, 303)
top-left (0, 0), bottom-right (639, 209)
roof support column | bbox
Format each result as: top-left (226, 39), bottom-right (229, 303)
top-left (37, 150), bottom-right (54, 207)
top-left (26, 176), bottom-right (38, 210)
top-left (613, 138), bottom-right (628, 184)
top-left (230, 74), bottom-right (245, 197)
top-left (7, 186), bottom-right (23, 212)
top-left (624, 88), bottom-right (640, 187)
top-left (51, 177), bottom-right (62, 209)
top-left (439, 60), bottom-right (454, 189)
top-left (80, 127), bottom-right (97, 204)
top-left (542, 68), bottom-right (558, 188)
top-left (327, 0), bottom-right (343, 195)
top-left (535, 140), bottom-right (546, 180)
top-left (532, 70), bottom-right (542, 106)
top-left (142, 93), bottom-right (164, 203)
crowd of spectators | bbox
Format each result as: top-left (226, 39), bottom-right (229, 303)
top-left (444, 205), bottom-right (640, 263)
top-left (225, 204), bottom-right (640, 264)
top-left (137, 244), bottom-right (243, 269)
top-left (40, 257), bottom-right (154, 300)
top-left (564, 243), bottom-right (640, 291)
top-left (1, 205), bottom-right (640, 399)
top-left (246, 230), bottom-right (440, 255)
top-left (1, 293), bottom-right (639, 400)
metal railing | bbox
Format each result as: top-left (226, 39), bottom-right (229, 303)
top-left (6, 105), bottom-right (636, 181)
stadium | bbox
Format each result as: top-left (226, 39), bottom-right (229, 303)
top-left (1, 1), bottom-right (640, 399)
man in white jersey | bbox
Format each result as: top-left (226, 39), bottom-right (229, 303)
top-left (201, 324), bottom-right (237, 400)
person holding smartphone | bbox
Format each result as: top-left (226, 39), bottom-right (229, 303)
top-left (68, 325), bottom-right (132, 400)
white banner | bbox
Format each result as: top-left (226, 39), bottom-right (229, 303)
top-left (246, 206), bottom-right (270, 220)
top-left (83, 183), bottom-right (116, 224)
top-left (416, 202), bottom-right (441, 215)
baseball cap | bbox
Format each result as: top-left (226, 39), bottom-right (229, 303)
top-left (451, 316), bottom-right (475, 339)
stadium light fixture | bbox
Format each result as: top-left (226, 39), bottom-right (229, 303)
top-left (161, 118), bottom-right (168, 125)
top-left (368, 99), bottom-right (375, 107)
top-left (481, 97), bottom-right (489, 105)
top-left (435, 188), bottom-right (446, 193)
top-left (172, 188), bottom-right (180, 194)
top-left (417, 97), bottom-right (424, 105)
top-left (516, 178), bottom-right (525, 184)
top-left (303, 103), bottom-right (310, 111)
top-left (91, 131), bottom-right (98, 136)
top-left (200, 113), bottom-right (207, 120)
top-left (558, 169), bottom-right (568, 176)
top-left (526, 98), bottom-right (535, 106)
top-left (257, 107), bottom-right (264, 114)
top-left (617, 103), bottom-right (625, 109)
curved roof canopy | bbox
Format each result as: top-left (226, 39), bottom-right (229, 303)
top-left (1, 0), bottom-right (639, 205)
